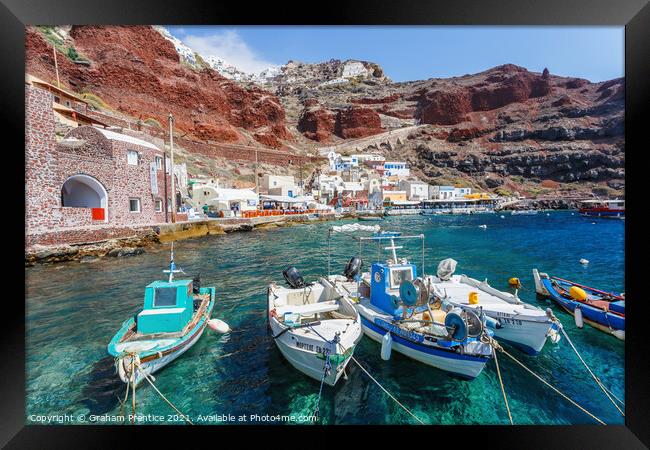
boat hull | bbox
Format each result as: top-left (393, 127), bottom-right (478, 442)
top-left (539, 277), bottom-right (624, 340)
top-left (489, 317), bottom-right (554, 355)
top-left (109, 287), bottom-right (216, 385)
top-left (358, 314), bottom-right (489, 380)
top-left (267, 284), bottom-right (362, 386)
top-left (116, 323), bottom-right (208, 386)
top-left (273, 332), bottom-right (354, 386)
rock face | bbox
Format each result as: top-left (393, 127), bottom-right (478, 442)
top-left (25, 26), bottom-right (290, 148)
top-left (297, 101), bottom-right (336, 142)
top-left (280, 62), bottom-right (623, 196)
top-left (298, 103), bottom-right (383, 141)
top-left (335, 106), bottom-right (383, 139)
top-left (415, 65), bottom-right (552, 125)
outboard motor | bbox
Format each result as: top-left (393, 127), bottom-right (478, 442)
top-left (192, 273), bottom-right (201, 294)
top-left (343, 257), bottom-right (363, 281)
top-left (283, 266), bottom-right (306, 289)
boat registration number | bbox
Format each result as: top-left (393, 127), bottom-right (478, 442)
top-left (295, 340), bottom-right (328, 354)
top-left (375, 318), bottom-right (424, 344)
top-left (498, 317), bottom-right (523, 326)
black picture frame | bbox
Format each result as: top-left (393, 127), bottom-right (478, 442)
top-left (4, 0), bottom-right (648, 447)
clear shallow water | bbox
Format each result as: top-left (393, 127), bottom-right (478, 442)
top-left (25, 211), bottom-right (625, 425)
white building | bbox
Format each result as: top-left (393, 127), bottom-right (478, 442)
top-left (261, 174), bottom-right (299, 197)
top-left (351, 154), bottom-right (385, 163)
top-left (383, 161), bottom-right (410, 177)
top-left (399, 180), bottom-right (430, 201)
top-left (190, 182), bottom-right (258, 217)
top-left (429, 185), bottom-right (472, 200)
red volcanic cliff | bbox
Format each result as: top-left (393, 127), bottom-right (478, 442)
top-left (335, 106), bottom-right (383, 139)
top-left (298, 102), bottom-right (383, 141)
top-left (415, 65), bottom-right (553, 125)
top-left (25, 26), bottom-right (290, 148)
top-left (297, 100), bottom-right (336, 142)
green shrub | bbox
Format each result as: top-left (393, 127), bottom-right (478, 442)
top-left (66, 47), bottom-right (79, 61)
top-left (80, 91), bottom-right (110, 110)
top-left (144, 117), bottom-right (163, 128)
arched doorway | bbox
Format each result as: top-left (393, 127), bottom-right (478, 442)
top-left (61, 174), bottom-right (108, 220)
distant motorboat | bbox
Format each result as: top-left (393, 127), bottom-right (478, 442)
top-left (578, 199), bottom-right (624, 220)
top-left (511, 210), bottom-right (538, 215)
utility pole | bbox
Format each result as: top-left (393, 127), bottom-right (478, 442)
top-left (52, 43), bottom-right (60, 88)
top-left (163, 152), bottom-right (169, 223)
top-left (168, 113), bottom-right (176, 223)
top-left (255, 147), bottom-right (259, 195)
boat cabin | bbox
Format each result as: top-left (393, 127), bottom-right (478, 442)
top-left (370, 261), bottom-right (417, 316)
top-left (137, 279), bottom-right (195, 334)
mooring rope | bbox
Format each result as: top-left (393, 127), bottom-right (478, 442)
top-left (136, 363), bottom-right (194, 425)
top-left (130, 357), bottom-right (136, 424)
top-left (350, 356), bottom-right (425, 425)
top-left (555, 322), bottom-right (625, 416)
top-left (492, 346), bottom-right (513, 425)
top-left (498, 346), bottom-right (606, 425)
top-left (313, 348), bottom-right (331, 422)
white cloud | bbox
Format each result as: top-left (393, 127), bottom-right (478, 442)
top-left (181, 30), bottom-right (274, 74)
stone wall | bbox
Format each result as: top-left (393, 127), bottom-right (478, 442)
top-left (25, 86), bottom-right (60, 233)
top-left (26, 85), bottom-right (180, 237)
top-left (26, 223), bottom-right (159, 247)
top-left (85, 109), bottom-right (325, 166)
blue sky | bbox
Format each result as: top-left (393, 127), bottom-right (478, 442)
top-left (167, 26), bottom-right (624, 82)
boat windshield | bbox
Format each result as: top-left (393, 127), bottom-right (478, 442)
top-left (153, 287), bottom-right (177, 307)
top-left (390, 267), bottom-right (413, 288)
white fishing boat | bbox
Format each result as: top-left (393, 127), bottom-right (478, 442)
top-left (424, 259), bottom-right (560, 355)
top-left (267, 266), bottom-right (362, 386)
top-left (511, 210), bottom-right (538, 215)
top-left (328, 225), bottom-right (494, 379)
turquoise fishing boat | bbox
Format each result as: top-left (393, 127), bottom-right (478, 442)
top-left (108, 245), bottom-right (217, 386)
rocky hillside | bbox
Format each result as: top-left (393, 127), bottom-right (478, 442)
top-left (25, 26), bottom-right (624, 197)
top-left (26, 25), bottom-right (291, 148)
top-left (280, 63), bottom-right (624, 197)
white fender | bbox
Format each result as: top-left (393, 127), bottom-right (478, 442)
top-left (380, 332), bottom-right (392, 361)
top-left (574, 306), bottom-right (584, 329)
top-left (208, 318), bottom-right (230, 334)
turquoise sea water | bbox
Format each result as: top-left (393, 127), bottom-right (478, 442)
top-left (25, 211), bottom-right (625, 425)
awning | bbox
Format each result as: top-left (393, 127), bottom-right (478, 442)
top-left (260, 194), bottom-right (312, 204)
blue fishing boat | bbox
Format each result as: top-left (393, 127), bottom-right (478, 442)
top-left (108, 245), bottom-right (218, 386)
top-left (533, 269), bottom-right (624, 340)
top-left (329, 225), bottom-right (494, 379)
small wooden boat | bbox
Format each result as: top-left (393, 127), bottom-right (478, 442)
top-left (268, 267), bottom-right (362, 386)
top-left (108, 246), bottom-right (218, 386)
top-left (533, 269), bottom-right (625, 340)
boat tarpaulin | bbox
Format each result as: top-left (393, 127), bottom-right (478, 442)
top-left (331, 223), bottom-right (380, 233)
top-left (437, 258), bottom-right (457, 281)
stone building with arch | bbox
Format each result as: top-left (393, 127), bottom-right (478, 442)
top-left (26, 84), bottom-right (180, 245)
